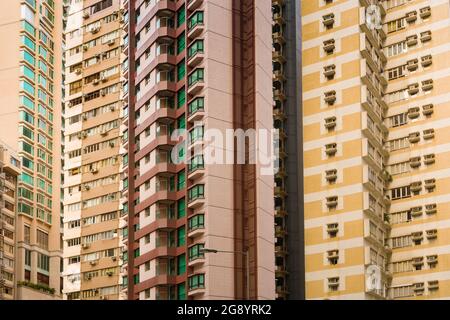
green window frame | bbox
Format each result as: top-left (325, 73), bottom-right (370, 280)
top-left (177, 254), bottom-right (186, 275)
top-left (21, 35), bottom-right (35, 51)
top-left (19, 187), bottom-right (34, 201)
top-left (22, 157), bottom-right (34, 170)
top-left (188, 155), bottom-right (204, 173)
top-left (189, 126), bottom-right (204, 143)
top-left (188, 97), bottom-right (204, 115)
top-left (20, 95), bottom-right (35, 110)
top-left (177, 226), bottom-right (186, 247)
top-left (188, 274), bottom-right (205, 290)
top-left (188, 68), bottom-right (204, 86)
top-left (188, 11), bottom-right (204, 30)
top-left (188, 40), bottom-right (204, 59)
top-left (21, 80), bottom-right (35, 95)
top-left (177, 283), bottom-right (186, 300)
top-left (177, 5), bottom-right (185, 27)
top-left (22, 65), bottom-right (35, 80)
top-left (177, 114), bottom-right (186, 129)
top-left (188, 214), bottom-right (205, 231)
top-left (21, 172), bottom-right (34, 186)
top-left (22, 50), bottom-right (35, 66)
top-left (177, 59), bottom-right (186, 81)
top-left (177, 197), bottom-right (186, 218)
top-left (177, 32), bottom-right (186, 54)
top-left (188, 243), bottom-right (205, 261)
top-left (177, 88), bottom-right (186, 108)
top-left (188, 184), bottom-right (205, 202)
top-left (20, 141), bottom-right (34, 156)
top-left (19, 202), bottom-right (33, 216)
top-left (177, 170), bottom-right (186, 191)
top-left (19, 110), bottom-right (34, 125)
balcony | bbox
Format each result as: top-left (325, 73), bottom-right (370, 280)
top-left (274, 186), bottom-right (287, 198)
top-left (275, 266), bottom-right (288, 277)
top-left (188, 97), bottom-right (205, 122)
top-left (188, 214), bottom-right (205, 238)
top-left (326, 196), bottom-right (338, 209)
top-left (409, 156), bottom-right (421, 168)
top-left (422, 79), bottom-right (433, 91)
top-left (410, 206), bottom-right (422, 217)
top-left (411, 232), bottom-right (423, 242)
top-left (272, 50), bottom-right (286, 64)
top-left (325, 143), bottom-right (337, 156)
top-left (187, 40), bottom-right (204, 67)
top-left (408, 107), bottom-right (420, 119)
top-left (426, 230), bottom-right (437, 240)
top-left (410, 181), bottom-right (422, 193)
top-left (188, 68), bottom-right (205, 95)
top-left (325, 169), bottom-right (337, 183)
top-left (420, 31), bottom-right (432, 43)
top-left (188, 155), bottom-right (204, 180)
top-left (423, 129), bottom-right (434, 140)
top-left (421, 55), bottom-right (432, 67)
top-left (322, 14), bottom-right (335, 27)
top-left (406, 59), bottom-right (418, 72)
top-left (408, 132), bottom-right (420, 144)
top-left (323, 65), bottom-right (336, 79)
top-left (324, 90), bottom-right (336, 105)
top-left (188, 184), bottom-right (205, 208)
top-left (275, 206), bottom-right (287, 218)
top-left (272, 31), bottom-right (285, 44)
top-left (420, 6), bottom-right (431, 19)
top-left (187, 11), bottom-right (204, 39)
top-left (274, 89), bottom-right (286, 101)
top-left (424, 178), bottom-right (436, 191)
top-left (275, 245), bottom-right (287, 257)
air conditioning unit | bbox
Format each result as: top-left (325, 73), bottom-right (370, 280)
top-left (410, 206), bottom-right (423, 217)
top-left (409, 156), bottom-right (421, 168)
top-left (101, 90), bottom-right (106, 96)
top-left (408, 132), bottom-right (420, 143)
top-left (326, 196), bottom-right (338, 209)
top-left (109, 105), bottom-right (115, 111)
top-left (107, 39), bottom-right (116, 46)
top-left (86, 274), bottom-right (92, 280)
top-left (407, 59), bottom-right (419, 72)
top-left (324, 90), bottom-right (336, 104)
top-left (84, 184), bottom-right (91, 191)
top-left (425, 178), bottom-right (436, 190)
top-left (411, 232), bottom-right (423, 242)
top-left (410, 181), bottom-right (422, 193)
top-left (422, 104), bottom-right (434, 116)
top-left (83, 45), bottom-right (89, 51)
top-left (427, 229), bottom-right (437, 240)
top-left (428, 280), bottom-right (439, 290)
top-left (101, 76), bottom-right (108, 83)
top-left (82, 114), bottom-right (88, 121)
top-left (327, 223), bottom-right (339, 236)
top-left (93, 79), bottom-right (100, 86)
top-left (90, 26), bottom-right (100, 34)
top-left (325, 169), bottom-right (338, 182)
top-left (325, 143), bottom-right (337, 156)
top-left (323, 64), bottom-right (336, 79)
top-left (422, 79), bottom-right (433, 91)
top-left (426, 255), bottom-right (438, 265)
top-left (322, 13), bottom-right (335, 27)
top-left (324, 116), bottom-right (337, 129)
top-left (420, 31), bottom-right (432, 43)
top-left (111, 256), bottom-right (117, 261)
top-left (406, 35), bottom-right (418, 47)
top-left (405, 11), bottom-right (417, 23)
top-left (423, 129), bottom-right (435, 140)
top-left (421, 55), bottom-right (432, 67)
top-left (90, 168), bottom-right (98, 174)
top-left (90, 260), bottom-right (97, 266)
top-left (323, 39), bottom-right (335, 53)
top-left (75, 68), bottom-right (82, 75)
top-left (412, 257), bottom-right (424, 267)
top-left (82, 131), bottom-right (88, 139)
top-left (408, 107), bottom-right (420, 119)
top-left (407, 83), bottom-right (419, 95)
top-left (327, 250), bottom-right (339, 262)
top-left (425, 203), bottom-right (437, 215)
top-left (100, 130), bottom-right (108, 136)
top-left (83, 11), bottom-right (90, 19)
top-left (106, 271), bottom-right (113, 277)
top-left (82, 243), bottom-right (90, 249)
top-left (109, 142), bottom-right (115, 148)
top-left (420, 6), bottom-right (431, 19)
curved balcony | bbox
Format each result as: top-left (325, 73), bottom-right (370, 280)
top-left (187, 11), bottom-right (204, 39)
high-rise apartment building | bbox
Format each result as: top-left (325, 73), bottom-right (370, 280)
top-left (302, 0), bottom-right (450, 300)
top-left (121, 0), bottom-right (275, 300)
top-left (62, 0), bottom-right (125, 300)
top-left (0, 0), bottom-right (63, 299)
top-left (272, 0), bottom-right (304, 300)
top-left (0, 145), bottom-right (21, 300)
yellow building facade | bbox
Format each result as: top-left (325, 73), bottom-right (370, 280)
top-left (302, 0), bottom-right (450, 299)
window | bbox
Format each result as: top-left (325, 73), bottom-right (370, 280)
top-left (177, 198), bottom-right (186, 218)
top-left (188, 68), bottom-right (204, 86)
top-left (24, 225), bottom-right (31, 244)
top-left (177, 5), bottom-right (185, 26)
top-left (177, 32), bottom-right (185, 54)
top-left (391, 235), bottom-right (412, 248)
top-left (386, 41), bottom-right (407, 57)
top-left (21, 80), bottom-right (35, 95)
top-left (177, 170), bottom-right (185, 190)
top-left (177, 88), bottom-right (186, 108)
top-left (188, 11), bottom-right (204, 30)
top-left (177, 59), bottom-right (186, 81)
top-left (188, 184), bottom-right (204, 202)
top-left (388, 65), bottom-right (406, 80)
top-left (389, 137), bottom-right (409, 151)
top-left (387, 17), bottom-right (405, 33)
top-left (37, 229), bottom-right (49, 250)
top-left (389, 113), bottom-right (407, 128)
top-left (391, 186), bottom-right (411, 200)
top-left (177, 226), bottom-right (186, 247)
top-left (37, 253), bottom-right (50, 272)
top-left (188, 243), bottom-right (204, 260)
top-left (177, 283), bottom-right (186, 300)
top-left (188, 274), bottom-right (205, 291)
top-left (188, 214), bottom-right (204, 231)
top-left (177, 254), bottom-right (186, 275)
top-left (25, 249), bottom-right (31, 267)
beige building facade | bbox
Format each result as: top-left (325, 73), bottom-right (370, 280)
top-left (0, 0), bottom-right (63, 299)
top-left (302, 0), bottom-right (450, 300)
top-left (62, 0), bottom-right (125, 300)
